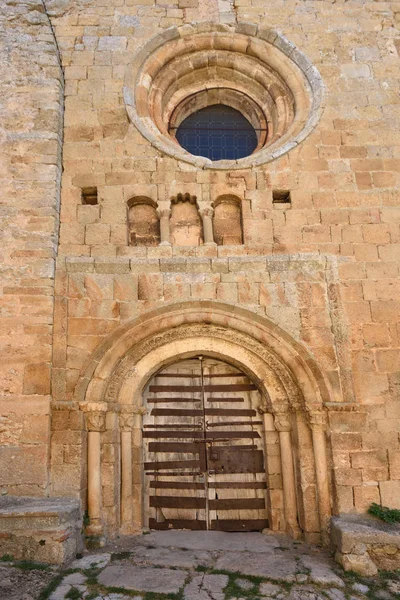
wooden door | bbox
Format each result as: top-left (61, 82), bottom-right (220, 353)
top-left (142, 357), bottom-right (268, 531)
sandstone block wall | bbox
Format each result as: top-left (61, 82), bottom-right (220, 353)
top-left (1, 0), bottom-right (400, 528)
top-left (0, 0), bottom-right (63, 495)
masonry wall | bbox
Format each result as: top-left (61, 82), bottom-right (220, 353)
top-left (1, 0), bottom-right (399, 521)
top-left (0, 0), bottom-right (64, 495)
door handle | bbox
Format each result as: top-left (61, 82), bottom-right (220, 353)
top-left (208, 469), bottom-right (216, 475)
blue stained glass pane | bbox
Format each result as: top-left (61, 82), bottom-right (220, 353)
top-left (175, 104), bottom-right (258, 161)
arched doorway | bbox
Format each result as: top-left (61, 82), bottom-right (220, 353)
top-left (75, 302), bottom-right (332, 545)
top-left (143, 356), bottom-right (268, 532)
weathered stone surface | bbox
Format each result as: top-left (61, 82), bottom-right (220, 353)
top-left (0, 497), bottom-right (82, 565)
top-left (184, 574), bottom-right (228, 600)
top-left (98, 565), bottom-right (187, 594)
top-left (215, 551), bottom-right (297, 581)
top-left (2, 0), bottom-right (400, 563)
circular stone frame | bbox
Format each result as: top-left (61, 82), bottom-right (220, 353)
top-left (124, 22), bottom-right (325, 170)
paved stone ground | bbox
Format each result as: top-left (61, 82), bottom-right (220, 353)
top-left (1, 531), bottom-right (399, 600)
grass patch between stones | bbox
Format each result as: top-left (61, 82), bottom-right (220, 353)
top-left (14, 560), bottom-right (50, 571)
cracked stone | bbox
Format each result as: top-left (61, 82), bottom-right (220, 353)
top-left (259, 582), bottom-right (283, 596)
top-left (62, 572), bottom-right (87, 585)
top-left (326, 589), bottom-right (346, 600)
top-left (300, 556), bottom-right (344, 587)
top-left (49, 584), bottom-right (71, 600)
top-left (288, 586), bottom-right (327, 600)
top-left (215, 551), bottom-right (297, 581)
top-left (184, 573), bottom-right (228, 600)
top-left (98, 565), bottom-right (187, 594)
top-left (353, 583), bottom-right (370, 594)
top-left (71, 553), bottom-right (111, 569)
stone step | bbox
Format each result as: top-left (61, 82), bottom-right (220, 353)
top-left (0, 497), bottom-right (83, 565)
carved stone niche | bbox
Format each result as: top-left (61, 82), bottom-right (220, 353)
top-left (213, 195), bottom-right (243, 246)
top-left (127, 196), bottom-right (160, 246)
top-left (170, 193), bottom-right (204, 246)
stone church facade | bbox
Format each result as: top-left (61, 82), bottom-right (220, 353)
top-left (1, 0), bottom-right (400, 571)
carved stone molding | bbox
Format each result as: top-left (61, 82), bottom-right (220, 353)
top-left (85, 411), bottom-right (106, 432)
top-left (274, 414), bottom-right (292, 432)
top-left (171, 193), bottom-right (197, 205)
top-left (156, 208), bottom-right (171, 219)
top-left (199, 207), bottom-right (214, 219)
top-left (308, 410), bottom-right (328, 431)
top-left (103, 323), bottom-right (303, 410)
top-left (119, 412), bottom-right (135, 432)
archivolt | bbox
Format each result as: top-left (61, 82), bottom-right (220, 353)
top-left (75, 302), bottom-right (332, 412)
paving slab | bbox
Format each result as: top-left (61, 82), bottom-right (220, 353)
top-left (184, 573), bottom-right (228, 600)
top-left (259, 582), bottom-right (284, 597)
top-left (129, 545), bottom-right (213, 569)
top-left (98, 564), bottom-right (187, 594)
top-left (288, 585), bottom-right (327, 600)
top-left (301, 555), bottom-right (344, 587)
top-left (215, 550), bottom-right (298, 581)
top-left (71, 553), bottom-right (111, 569)
top-left (135, 530), bottom-right (282, 553)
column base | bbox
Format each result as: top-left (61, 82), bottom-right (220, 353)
top-left (159, 241), bottom-right (171, 246)
top-left (85, 520), bottom-right (103, 537)
top-left (287, 524), bottom-right (303, 540)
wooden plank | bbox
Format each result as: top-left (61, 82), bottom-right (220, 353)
top-left (206, 431), bottom-right (260, 439)
top-left (209, 498), bottom-right (265, 510)
top-left (144, 460), bottom-right (201, 470)
top-left (148, 442), bottom-right (202, 453)
top-left (150, 408), bottom-right (256, 417)
top-left (149, 518), bottom-right (206, 531)
top-left (206, 409), bottom-right (257, 416)
top-left (209, 482), bottom-right (267, 489)
top-left (143, 431), bottom-right (204, 439)
top-left (150, 496), bottom-right (206, 509)
top-left (150, 481), bottom-right (205, 490)
top-left (144, 424), bottom-right (202, 429)
top-left (211, 519), bottom-right (268, 532)
top-left (154, 373), bottom-right (246, 379)
top-left (206, 398), bottom-right (244, 403)
top-left (147, 397), bottom-right (202, 403)
top-left (151, 409), bottom-right (203, 417)
top-left (206, 421), bottom-right (263, 427)
top-left (145, 471), bottom-right (202, 476)
top-left (144, 430), bottom-right (260, 439)
top-left (149, 384), bottom-right (257, 392)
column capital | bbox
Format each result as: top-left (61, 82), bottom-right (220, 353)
top-left (80, 402), bottom-right (107, 432)
top-left (308, 409), bottom-right (328, 431)
top-left (119, 412), bottom-right (135, 432)
top-left (257, 399), bottom-right (271, 414)
top-left (199, 206), bottom-right (214, 219)
top-left (157, 208), bottom-right (171, 219)
top-left (119, 406), bottom-right (147, 430)
top-left (86, 411), bottom-right (106, 432)
top-left (274, 414), bottom-right (292, 432)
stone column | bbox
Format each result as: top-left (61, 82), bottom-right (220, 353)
top-left (119, 409), bottom-right (135, 533)
top-left (84, 406), bottom-right (107, 536)
top-left (309, 410), bottom-right (331, 543)
top-left (274, 412), bottom-right (301, 539)
top-left (199, 207), bottom-right (216, 245)
top-left (157, 208), bottom-right (171, 245)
